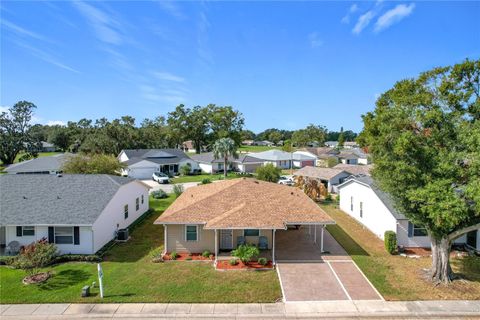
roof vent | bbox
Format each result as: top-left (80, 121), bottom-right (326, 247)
top-left (23, 196), bottom-right (27, 199)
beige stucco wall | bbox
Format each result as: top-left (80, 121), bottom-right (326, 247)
top-left (166, 225), bottom-right (274, 253)
top-left (166, 224), bottom-right (216, 253)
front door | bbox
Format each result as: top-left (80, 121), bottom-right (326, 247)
top-left (220, 230), bottom-right (233, 250)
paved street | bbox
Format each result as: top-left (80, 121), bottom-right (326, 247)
top-left (1, 300), bottom-right (479, 319)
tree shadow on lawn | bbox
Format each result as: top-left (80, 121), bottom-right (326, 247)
top-left (38, 269), bottom-right (91, 291)
top-left (451, 255), bottom-right (480, 283)
top-left (326, 224), bottom-right (370, 256)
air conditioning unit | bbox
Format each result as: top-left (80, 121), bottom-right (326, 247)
top-left (117, 228), bottom-right (129, 241)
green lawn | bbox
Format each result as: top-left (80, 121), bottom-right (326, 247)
top-left (171, 172), bottom-right (241, 184)
top-left (321, 203), bottom-right (480, 301)
top-left (0, 195), bottom-right (281, 303)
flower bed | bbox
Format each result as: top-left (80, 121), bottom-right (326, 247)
top-left (22, 272), bottom-right (50, 285)
top-left (163, 252), bottom-right (214, 261)
top-left (216, 260), bottom-right (274, 270)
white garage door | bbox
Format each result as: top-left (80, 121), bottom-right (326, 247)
top-left (128, 167), bottom-right (156, 179)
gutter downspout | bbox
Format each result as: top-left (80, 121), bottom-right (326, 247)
top-left (163, 224), bottom-right (168, 255)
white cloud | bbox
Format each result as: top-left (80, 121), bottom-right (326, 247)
top-left (352, 10), bottom-right (376, 35)
top-left (46, 120), bottom-right (66, 126)
top-left (72, 1), bottom-right (123, 45)
top-left (308, 32), bottom-right (323, 48)
top-left (0, 106), bottom-right (9, 113)
top-left (157, 0), bottom-right (186, 20)
top-left (1, 19), bottom-right (47, 41)
top-left (374, 3), bottom-right (415, 33)
top-left (152, 71), bottom-right (185, 83)
top-left (12, 40), bottom-right (80, 73)
top-left (341, 4), bottom-right (359, 24)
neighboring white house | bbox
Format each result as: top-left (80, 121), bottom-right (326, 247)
top-left (293, 166), bottom-right (351, 193)
top-left (4, 153), bottom-right (68, 175)
top-left (247, 150), bottom-right (293, 169)
top-left (292, 152), bottom-right (317, 168)
top-left (0, 174), bottom-right (150, 255)
top-left (254, 140), bottom-right (274, 146)
top-left (191, 152), bottom-right (264, 174)
top-left (337, 175), bottom-right (479, 250)
top-left (118, 149), bottom-right (198, 179)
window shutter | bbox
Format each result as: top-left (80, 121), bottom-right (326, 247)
top-left (48, 227), bottom-right (55, 243)
top-left (16, 226), bottom-right (22, 237)
top-left (407, 222), bottom-right (413, 238)
top-left (74, 226), bottom-right (80, 245)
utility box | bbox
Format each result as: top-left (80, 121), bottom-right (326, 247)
top-left (82, 285), bottom-right (90, 297)
top-left (117, 228), bottom-right (129, 241)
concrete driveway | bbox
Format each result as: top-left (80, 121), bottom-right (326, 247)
top-left (275, 228), bottom-right (382, 302)
top-left (141, 180), bottom-right (199, 194)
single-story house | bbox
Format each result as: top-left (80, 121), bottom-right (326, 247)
top-left (181, 140), bottom-right (206, 153)
top-left (296, 148), bottom-right (340, 167)
top-left (0, 174), bottom-right (150, 255)
top-left (191, 152), bottom-right (264, 174)
top-left (292, 152), bottom-right (317, 168)
top-left (338, 150), bottom-right (361, 165)
top-left (325, 141), bottom-right (339, 148)
top-left (247, 150), bottom-right (292, 169)
top-left (4, 153), bottom-right (68, 175)
top-left (333, 163), bottom-right (372, 176)
top-left (337, 175), bottom-right (479, 250)
top-left (293, 166), bottom-right (351, 193)
top-left (25, 141), bottom-right (57, 153)
top-left (155, 178), bottom-right (335, 264)
top-left (242, 140), bottom-right (255, 146)
top-left (254, 140), bottom-right (274, 147)
top-left (118, 149), bottom-right (198, 179)
top-left (324, 141), bottom-right (359, 149)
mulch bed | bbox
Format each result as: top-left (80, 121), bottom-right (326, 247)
top-left (22, 272), bottom-right (50, 285)
top-left (403, 247), bottom-right (431, 256)
top-left (216, 260), bottom-right (273, 270)
top-left (163, 252), bottom-right (214, 261)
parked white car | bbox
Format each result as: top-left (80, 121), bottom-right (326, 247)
top-left (278, 176), bottom-right (294, 186)
top-left (152, 172), bottom-right (170, 184)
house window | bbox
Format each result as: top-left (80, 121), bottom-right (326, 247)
top-left (350, 197), bottom-right (354, 211)
top-left (23, 226), bottom-right (35, 236)
top-left (124, 204), bottom-right (129, 219)
top-left (136, 198), bottom-right (140, 211)
top-left (55, 227), bottom-right (74, 244)
top-left (408, 222), bottom-right (428, 237)
top-left (244, 229), bottom-right (260, 237)
top-left (141, 194), bottom-right (144, 204)
top-left (186, 225), bottom-right (198, 241)
top-left (359, 202), bottom-right (363, 218)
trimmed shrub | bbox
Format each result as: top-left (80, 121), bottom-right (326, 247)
top-left (229, 258), bottom-right (238, 266)
top-left (201, 178), bottom-right (212, 185)
top-left (384, 231), bottom-right (397, 254)
top-left (232, 244), bottom-right (260, 264)
top-left (0, 256), bottom-right (15, 266)
top-left (173, 184), bottom-right (184, 197)
top-left (152, 189), bottom-right (168, 199)
top-left (256, 163), bottom-right (281, 183)
top-left (202, 250), bottom-right (211, 258)
top-left (180, 164), bottom-right (191, 176)
top-left (11, 238), bottom-right (58, 275)
top-left (257, 257), bottom-right (267, 266)
top-left (170, 251), bottom-right (179, 260)
top-left (53, 254), bottom-right (101, 264)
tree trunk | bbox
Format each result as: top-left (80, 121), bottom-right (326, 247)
top-left (430, 236), bottom-right (453, 284)
top-left (224, 156), bottom-right (227, 178)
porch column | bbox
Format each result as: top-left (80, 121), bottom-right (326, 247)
top-left (314, 224), bottom-right (317, 244)
top-left (214, 229), bottom-right (218, 266)
top-left (272, 229), bottom-right (276, 265)
top-left (163, 225), bottom-right (168, 255)
top-left (320, 225), bottom-right (325, 253)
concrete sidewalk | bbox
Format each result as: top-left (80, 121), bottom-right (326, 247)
top-left (1, 300), bottom-right (479, 319)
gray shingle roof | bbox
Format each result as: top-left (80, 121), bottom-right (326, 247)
top-left (294, 166), bottom-right (350, 180)
top-left (4, 154), bottom-right (68, 173)
top-left (0, 174), bottom-right (139, 225)
top-left (121, 148), bottom-right (191, 165)
top-left (247, 150), bottom-right (292, 161)
top-left (339, 175), bottom-right (406, 220)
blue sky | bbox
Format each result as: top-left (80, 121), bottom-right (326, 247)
top-left (1, 1), bottom-right (479, 133)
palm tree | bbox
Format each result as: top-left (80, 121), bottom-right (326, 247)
top-left (212, 138), bottom-right (238, 178)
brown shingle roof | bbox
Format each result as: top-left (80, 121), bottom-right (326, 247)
top-left (155, 178), bottom-right (334, 229)
top-left (294, 166), bottom-right (350, 180)
top-left (333, 164), bottom-right (372, 176)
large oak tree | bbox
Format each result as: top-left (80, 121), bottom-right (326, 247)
top-left (358, 59), bottom-right (480, 284)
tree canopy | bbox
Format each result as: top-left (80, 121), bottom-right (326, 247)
top-left (61, 153), bottom-right (125, 175)
top-left (358, 59), bottom-right (480, 284)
